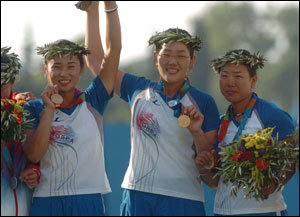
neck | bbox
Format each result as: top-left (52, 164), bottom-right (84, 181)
top-left (60, 89), bottom-right (75, 106)
top-left (231, 93), bottom-right (253, 115)
top-left (163, 80), bottom-right (185, 98)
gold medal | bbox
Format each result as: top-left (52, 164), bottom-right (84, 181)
top-left (178, 114), bottom-right (191, 128)
top-left (51, 94), bottom-right (63, 105)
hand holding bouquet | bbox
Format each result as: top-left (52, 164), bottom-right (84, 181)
top-left (216, 127), bottom-right (298, 201)
top-left (1, 98), bottom-right (33, 144)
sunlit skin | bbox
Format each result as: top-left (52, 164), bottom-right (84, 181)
top-left (219, 63), bottom-right (257, 116)
top-left (43, 55), bottom-right (83, 108)
top-left (1, 82), bottom-right (13, 99)
top-left (154, 42), bottom-right (196, 98)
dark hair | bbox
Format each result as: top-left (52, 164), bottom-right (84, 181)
top-left (154, 28), bottom-right (195, 58)
top-left (44, 39), bottom-right (85, 70)
top-left (225, 49), bottom-right (257, 77)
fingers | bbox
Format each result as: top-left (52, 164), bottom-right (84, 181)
top-left (195, 151), bottom-right (214, 167)
top-left (26, 92), bottom-right (36, 101)
top-left (41, 85), bottom-right (58, 109)
top-left (184, 105), bottom-right (204, 121)
top-left (20, 168), bottom-right (39, 187)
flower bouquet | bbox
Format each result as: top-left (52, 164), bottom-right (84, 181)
top-left (1, 98), bottom-right (33, 144)
top-left (215, 127), bottom-right (298, 201)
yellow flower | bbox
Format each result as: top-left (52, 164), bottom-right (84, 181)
top-left (245, 139), bottom-right (257, 149)
top-left (255, 143), bottom-right (265, 150)
top-left (254, 151), bottom-right (259, 158)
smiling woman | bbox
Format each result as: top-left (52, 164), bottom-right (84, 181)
top-left (20, 1), bottom-right (121, 215)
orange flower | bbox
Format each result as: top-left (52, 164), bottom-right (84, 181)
top-left (232, 152), bottom-right (241, 162)
top-left (256, 158), bottom-right (267, 171)
top-left (13, 111), bottom-right (22, 124)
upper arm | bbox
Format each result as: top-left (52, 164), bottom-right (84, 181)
top-left (22, 129), bottom-right (36, 159)
top-left (98, 50), bottom-right (121, 95)
top-left (202, 96), bottom-right (220, 133)
top-left (114, 69), bottom-right (125, 96)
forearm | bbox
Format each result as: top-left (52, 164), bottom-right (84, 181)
top-left (99, 1), bottom-right (122, 94)
top-left (198, 168), bottom-right (219, 189)
top-left (193, 130), bottom-right (213, 154)
top-left (23, 108), bottom-right (54, 163)
top-left (85, 3), bottom-right (104, 76)
top-left (104, 1), bottom-right (122, 52)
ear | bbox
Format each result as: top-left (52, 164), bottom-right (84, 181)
top-left (43, 63), bottom-right (48, 76)
top-left (154, 51), bottom-right (159, 68)
top-left (189, 55), bottom-right (196, 70)
top-left (251, 74), bottom-right (258, 88)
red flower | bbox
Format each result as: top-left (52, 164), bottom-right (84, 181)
top-left (267, 139), bottom-right (272, 146)
top-left (256, 158), bottom-right (267, 171)
top-left (240, 151), bottom-right (252, 161)
top-left (232, 152), bottom-right (241, 162)
top-left (4, 101), bottom-right (12, 111)
top-left (13, 111), bottom-right (22, 124)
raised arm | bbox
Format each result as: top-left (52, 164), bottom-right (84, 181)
top-left (85, 1), bottom-right (122, 95)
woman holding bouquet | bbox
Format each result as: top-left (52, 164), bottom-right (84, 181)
top-left (195, 49), bottom-right (296, 216)
top-left (1, 47), bottom-right (40, 216)
top-left (22, 1), bottom-right (121, 215)
top-left (84, 2), bottom-right (220, 215)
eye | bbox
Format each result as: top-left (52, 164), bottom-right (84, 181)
top-left (161, 53), bottom-right (170, 58)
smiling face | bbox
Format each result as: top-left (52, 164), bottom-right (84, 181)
top-left (219, 63), bottom-right (257, 104)
top-left (44, 55), bottom-right (83, 94)
top-left (154, 42), bottom-right (196, 85)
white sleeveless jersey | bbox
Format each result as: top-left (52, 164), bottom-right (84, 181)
top-left (33, 101), bottom-right (111, 197)
top-left (121, 88), bottom-right (205, 202)
top-left (214, 109), bottom-right (286, 215)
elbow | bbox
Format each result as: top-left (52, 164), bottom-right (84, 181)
top-left (26, 153), bottom-right (41, 164)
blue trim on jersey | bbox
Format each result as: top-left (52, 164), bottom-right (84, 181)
top-left (226, 97), bottom-right (295, 141)
top-left (120, 73), bottom-right (220, 133)
top-left (120, 73), bottom-right (153, 107)
top-left (24, 76), bottom-right (112, 129)
top-left (214, 209), bottom-right (288, 216)
top-left (30, 194), bottom-right (105, 216)
top-left (120, 189), bottom-right (205, 216)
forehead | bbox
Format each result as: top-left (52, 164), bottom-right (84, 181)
top-left (160, 41), bottom-right (189, 53)
top-left (220, 63), bottom-right (250, 73)
top-left (47, 55), bottom-right (80, 65)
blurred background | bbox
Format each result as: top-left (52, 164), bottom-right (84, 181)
top-left (2, 1), bottom-right (299, 216)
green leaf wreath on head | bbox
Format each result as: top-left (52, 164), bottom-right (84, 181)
top-left (1, 47), bottom-right (22, 85)
top-left (36, 39), bottom-right (90, 61)
top-left (210, 49), bottom-right (266, 74)
top-left (148, 28), bottom-right (202, 52)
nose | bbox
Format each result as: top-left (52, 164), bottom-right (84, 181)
top-left (168, 56), bottom-right (178, 64)
top-left (60, 70), bottom-right (66, 76)
top-left (227, 76), bottom-right (235, 86)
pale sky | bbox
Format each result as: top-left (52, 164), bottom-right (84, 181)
top-left (1, 1), bottom-right (298, 64)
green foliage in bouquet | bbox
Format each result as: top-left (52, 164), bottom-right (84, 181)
top-left (1, 99), bottom-right (33, 144)
top-left (215, 127), bottom-right (298, 201)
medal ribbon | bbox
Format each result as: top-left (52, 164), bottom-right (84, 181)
top-left (159, 78), bottom-right (191, 118)
top-left (55, 88), bottom-right (85, 109)
top-left (2, 144), bottom-right (18, 216)
top-left (217, 93), bottom-right (257, 148)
